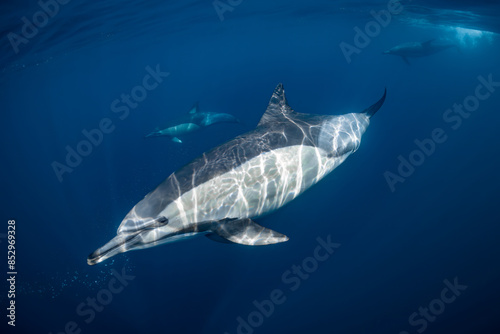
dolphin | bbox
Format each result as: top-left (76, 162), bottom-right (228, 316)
top-left (145, 103), bottom-right (240, 143)
top-left (383, 39), bottom-right (460, 65)
top-left (88, 84), bottom-right (386, 265)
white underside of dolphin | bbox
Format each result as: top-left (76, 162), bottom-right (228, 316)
top-left (88, 84), bottom-right (386, 265)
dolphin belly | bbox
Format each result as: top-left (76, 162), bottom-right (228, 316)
top-left (160, 145), bottom-right (349, 226)
top-left (164, 123), bottom-right (200, 136)
top-left (145, 123), bottom-right (200, 138)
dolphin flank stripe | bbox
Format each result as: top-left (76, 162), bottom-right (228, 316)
top-left (88, 83), bottom-right (386, 265)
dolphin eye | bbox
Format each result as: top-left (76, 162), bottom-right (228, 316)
top-left (142, 216), bottom-right (169, 230)
top-left (156, 216), bottom-right (168, 224)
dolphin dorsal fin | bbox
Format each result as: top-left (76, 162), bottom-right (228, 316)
top-left (422, 39), bottom-right (435, 46)
top-left (188, 102), bottom-right (199, 114)
top-left (258, 83), bottom-right (295, 126)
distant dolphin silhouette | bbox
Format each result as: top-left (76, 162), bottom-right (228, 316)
top-left (145, 103), bottom-right (239, 143)
top-left (383, 39), bottom-right (460, 65)
top-left (87, 83), bottom-right (386, 265)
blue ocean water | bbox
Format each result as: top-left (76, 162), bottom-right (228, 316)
top-left (1, 0), bottom-right (500, 333)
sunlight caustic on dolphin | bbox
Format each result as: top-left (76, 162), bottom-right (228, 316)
top-left (145, 103), bottom-right (240, 143)
top-left (88, 84), bottom-right (386, 265)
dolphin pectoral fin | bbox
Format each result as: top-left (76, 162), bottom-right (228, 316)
top-left (210, 218), bottom-right (289, 246)
top-left (205, 233), bottom-right (234, 244)
top-left (172, 137), bottom-right (182, 143)
top-left (401, 56), bottom-right (411, 65)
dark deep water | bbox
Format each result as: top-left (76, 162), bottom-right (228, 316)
top-left (1, 0), bottom-right (500, 333)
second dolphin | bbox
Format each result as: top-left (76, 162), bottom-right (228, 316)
top-left (145, 103), bottom-right (239, 143)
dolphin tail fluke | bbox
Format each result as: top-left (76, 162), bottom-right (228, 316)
top-left (362, 89), bottom-right (387, 118)
top-left (401, 56), bottom-right (411, 66)
top-left (207, 218), bottom-right (289, 245)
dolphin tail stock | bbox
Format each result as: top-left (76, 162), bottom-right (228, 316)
top-left (226, 114), bottom-right (242, 124)
top-left (361, 88), bottom-right (387, 118)
top-left (145, 129), bottom-right (161, 138)
top-left (205, 218), bottom-right (289, 246)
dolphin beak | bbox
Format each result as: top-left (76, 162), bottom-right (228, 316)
top-left (87, 233), bottom-right (141, 265)
top-left (88, 223), bottom-right (180, 265)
